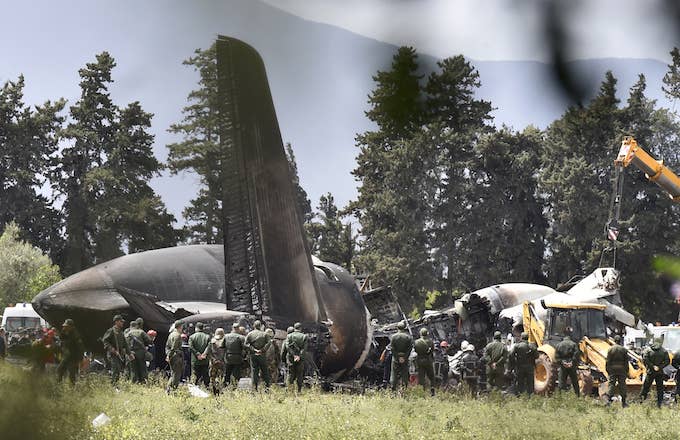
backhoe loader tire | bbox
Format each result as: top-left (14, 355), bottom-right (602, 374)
top-left (534, 352), bottom-right (558, 395)
top-left (577, 370), bottom-right (594, 397)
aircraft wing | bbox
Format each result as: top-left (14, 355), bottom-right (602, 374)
top-left (116, 286), bottom-right (194, 331)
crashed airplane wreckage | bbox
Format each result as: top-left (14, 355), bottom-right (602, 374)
top-left (33, 36), bottom-right (371, 379)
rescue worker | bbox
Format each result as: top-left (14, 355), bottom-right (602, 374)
top-left (146, 329), bottom-right (158, 371)
top-left (640, 338), bottom-right (670, 408)
top-left (414, 328), bottom-right (435, 396)
top-left (379, 344), bottom-right (392, 388)
top-left (605, 334), bottom-right (628, 407)
top-left (508, 332), bottom-right (537, 396)
top-left (180, 333), bottom-right (191, 381)
top-left (189, 322), bottom-right (210, 387)
top-left (102, 315), bottom-right (132, 385)
top-left (449, 340), bottom-right (469, 382)
top-left (460, 344), bottom-right (480, 394)
top-left (265, 328), bottom-right (281, 383)
top-left (286, 322), bottom-right (308, 393)
top-left (165, 320), bottom-right (184, 392)
top-left (203, 327), bottom-right (227, 394)
top-left (483, 331), bottom-right (508, 391)
top-left (555, 334), bottom-right (580, 396)
top-left (390, 322), bottom-right (413, 392)
top-left (280, 326), bottom-right (294, 384)
top-left (245, 320), bottom-right (272, 391)
top-left (126, 320), bottom-right (152, 383)
top-left (224, 322), bottom-right (246, 388)
top-left (56, 319), bottom-right (84, 384)
top-left (0, 328), bottom-right (6, 359)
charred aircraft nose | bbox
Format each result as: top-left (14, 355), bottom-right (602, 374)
top-left (32, 266), bottom-right (130, 351)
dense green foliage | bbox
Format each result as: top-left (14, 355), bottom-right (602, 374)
top-left (2, 362), bottom-right (680, 440)
top-left (0, 223), bottom-right (61, 309)
top-left (352, 47), bottom-right (680, 321)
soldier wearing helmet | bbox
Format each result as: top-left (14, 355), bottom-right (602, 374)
top-left (483, 331), bottom-right (508, 392)
top-left (640, 337), bottom-right (670, 408)
top-left (390, 321), bottom-right (413, 392)
top-left (414, 327), bottom-right (435, 396)
top-left (508, 332), bottom-right (538, 395)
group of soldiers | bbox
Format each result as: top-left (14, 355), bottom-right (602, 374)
top-left (387, 323), bottom-right (680, 408)
top-left (161, 318), bottom-right (308, 394)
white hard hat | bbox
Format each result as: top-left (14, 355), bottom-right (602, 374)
top-left (460, 340), bottom-right (469, 350)
top-left (464, 344), bottom-right (475, 352)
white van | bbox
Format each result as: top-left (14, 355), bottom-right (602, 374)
top-left (1, 303), bottom-right (47, 334)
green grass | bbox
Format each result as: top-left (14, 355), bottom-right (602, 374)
top-left (0, 362), bottom-right (678, 440)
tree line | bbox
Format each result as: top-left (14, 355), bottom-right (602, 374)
top-left (3, 45), bottom-right (680, 323)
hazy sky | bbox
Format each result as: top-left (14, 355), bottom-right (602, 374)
top-left (263, 0), bottom-right (678, 62)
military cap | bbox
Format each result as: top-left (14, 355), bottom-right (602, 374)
top-left (62, 318), bottom-right (75, 327)
top-left (613, 334), bottom-right (622, 344)
top-left (129, 321), bottom-right (139, 328)
top-left (287, 326), bottom-right (294, 334)
top-left (265, 328), bottom-right (274, 336)
top-left (294, 322), bottom-right (302, 330)
top-left (253, 320), bottom-right (262, 329)
top-left (214, 328), bottom-right (225, 339)
top-left (135, 317), bottom-right (144, 327)
top-left (520, 332), bottom-right (529, 340)
top-left (113, 314), bottom-right (124, 323)
top-left (397, 322), bottom-right (406, 330)
top-left (195, 322), bottom-right (204, 330)
top-left (493, 331), bottom-right (502, 340)
top-left (174, 320), bottom-right (184, 328)
top-left (419, 328), bottom-right (429, 336)
top-left (232, 322), bottom-right (240, 329)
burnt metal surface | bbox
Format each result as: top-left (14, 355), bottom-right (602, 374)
top-left (216, 36), bottom-right (324, 323)
top-left (362, 286), bottom-right (403, 325)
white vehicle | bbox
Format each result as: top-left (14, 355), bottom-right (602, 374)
top-left (1, 303), bottom-right (47, 334)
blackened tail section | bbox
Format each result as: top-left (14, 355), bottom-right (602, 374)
top-left (216, 36), bottom-right (324, 322)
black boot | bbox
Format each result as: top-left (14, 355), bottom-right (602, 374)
top-left (430, 387), bottom-right (435, 397)
top-left (622, 397), bottom-right (628, 408)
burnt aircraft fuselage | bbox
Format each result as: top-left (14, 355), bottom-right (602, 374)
top-left (32, 245), bottom-right (371, 377)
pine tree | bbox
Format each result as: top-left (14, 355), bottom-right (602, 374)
top-left (308, 193), bottom-right (354, 270)
top-left (0, 76), bottom-right (65, 259)
top-left (167, 44), bottom-right (222, 243)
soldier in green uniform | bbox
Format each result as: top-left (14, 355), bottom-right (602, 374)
top-left (605, 335), bottom-right (628, 407)
top-left (286, 322), bottom-right (308, 393)
top-left (265, 328), bottom-right (281, 383)
top-left (280, 326), bottom-right (294, 383)
top-left (245, 320), bottom-right (272, 391)
top-left (390, 322), bottom-right (413, 392)
top-left (126, 320), bottom-right (152, 383)
top-left (56, 319), bottom-right (84, 384)
top-left (414, 328), bottom-right (435, 396)
top-left (165, 320), bottom-right (184, 392)
top-left (189, 322), bottom-right (210, 387)
top-left (102, 315), bottom-right (131, 385)
top-left (640, 338), bottom-right (670, 408)
top-left (508, 332), bottom-right (538, 395)
top-left (203, 327), bottom-right (227, 394)
top-left (223, 322), bottom-right (246, 388)
top-left (484, 331), bottom-right (508, 391)
top-left (555, 334), bottom-right (580, 396)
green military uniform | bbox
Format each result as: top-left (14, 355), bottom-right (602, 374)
top-left (555, 335), bottom-right (580, 396)
top-left (102, 316), bottom-right (131, 385)
top-left (127, 323), bottom-right (152, 383)
top-left (390, 323), bottom-right (413, 391)
top-left (484, 331), bottom-right (508, 391)
top-left (224, 323), bottom-right (246, 387)
top-left (672, 349), bottom-right (680, 402)
top-left (640, 339), bottom-right (670, 407)
top-left (509, 332), bottom-right (538, 395)
top-left (56, 320), bottom-right (84, 384)
top-left (189, 324), bottom-right (211, 387)
top-left (286, 323), bottom-right (308, 392)
top-left (414, 328), bottom-right (435, 396)
top-left (203, 328), bottom-right (227, 394)
top-left (165, 322), bottom-right (184, 392)
top-left (265, 328), bottom-right (281, 383)
top-left (605, 336), bottom-right (628, 407)
top-left (245, 321), bottom-right (272, 391)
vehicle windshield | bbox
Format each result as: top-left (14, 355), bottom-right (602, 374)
top-left (549, 308), bottom-right (606, 341)
top-left (5, 317), bottom-right (41, 332)
top-left (662, 329), bottom-right (680, 352)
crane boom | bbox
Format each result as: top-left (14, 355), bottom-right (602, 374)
top-left (616, 136), bottom-right (680, 201)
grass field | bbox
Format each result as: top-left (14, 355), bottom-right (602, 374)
top-left (1, 362), bottom-right (678, 440)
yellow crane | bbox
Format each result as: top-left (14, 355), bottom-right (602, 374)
top-left (615, 136), bottom-right (680, 201)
